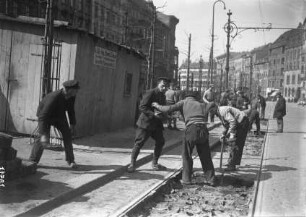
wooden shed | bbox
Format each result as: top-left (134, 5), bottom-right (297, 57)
top-left (0, 16), bottom-right (144, 137)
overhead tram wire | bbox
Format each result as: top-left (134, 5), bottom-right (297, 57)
top-left (258, 0), bottom-right (266, 44)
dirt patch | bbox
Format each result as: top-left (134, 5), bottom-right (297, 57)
top-left (128, 133), bottom-right (265, 217)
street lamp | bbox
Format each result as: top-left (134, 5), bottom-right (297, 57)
top-left (215, 58), bottom-right (224, 93)
top-left (209, 0), bottom-right (226, 86)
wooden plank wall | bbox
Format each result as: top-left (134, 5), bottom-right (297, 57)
top-left (0, 19), bottom-right (142, 136)
top-left (74, 34), bottom-right (142, 136)
top-left (0, 26), bottom-right (12, 131)
top-left (0, 20), bottom-right (77, 134)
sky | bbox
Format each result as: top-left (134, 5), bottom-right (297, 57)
top-left (152, 0), bottom-right (306, 65)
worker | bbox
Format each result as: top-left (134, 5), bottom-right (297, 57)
top-left (152, 91), bottom-right (217, 186)
top-left (29, 80), bottom-right (80, 169)
top-left (127, 77), bottom-right (170, 173)
top-left (209, 103), bottom-right (249, 171)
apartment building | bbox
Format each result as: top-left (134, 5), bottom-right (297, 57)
top-left (178, 59), bottom-right (209, 91)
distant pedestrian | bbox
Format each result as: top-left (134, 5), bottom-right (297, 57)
top-left (228, 91), bottom-right (237, 108)
top-left (152, 91), bottom-right (217, 186)
top-left (220, 89), bottom-right (230, 106)
top-left (236, 91), bottom-right (250, 111)
top-left (127, 77), bottom-right (170, 173)
top-left (244, 96), bottom-right (261, 136)
top-left (29, 80), bottom-right (80, 169)
top-left (203, 84), bottom-right (215, 122)
top-left (257, 94), bottom-right (266, 119)
top-left (165, 82), bottom-right (177, 129)
top-left (209, 104), bottom-right (249, 171)
top-left (273, 91), bottom-right (286, 133)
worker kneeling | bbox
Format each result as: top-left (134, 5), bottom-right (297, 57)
top-left (152, 91), bottom-right (217, 187)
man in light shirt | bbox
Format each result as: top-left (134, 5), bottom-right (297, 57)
top-left (202, 84), bottom-right (215, 122)
top-left (209, 103), bottom-right (249, 171)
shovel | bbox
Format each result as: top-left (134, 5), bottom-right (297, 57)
top-left (219, 137), bottom-right (227, 185)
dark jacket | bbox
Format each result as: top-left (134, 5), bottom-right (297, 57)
top-left (273, 96), bottom-right (286, 119)
top-left (220, 91), bottom-right (229, 106)
top-left (136, 88), bottom-right (166, 130)
top-left (37, 89), bottom-right (76, 125)
top-left (236, 95), bottom-right (250, 110)
top-left (258, 95), bottom-right (266, 107)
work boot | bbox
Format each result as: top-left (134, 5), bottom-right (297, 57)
top-left (224, 165), bottom-right (236, 171)
top-left (180, 180), bottom-right (194, 186)
top-left (152, 163), bottom-right (167, 171)
top-left (68, 162), bottom-right (78, 169)
top-left (127, 163), bottom-right (136, 173)
top-left (206, 176), bottom-right (218, 187)
top-left (127, 147), bottom-right (140, 173)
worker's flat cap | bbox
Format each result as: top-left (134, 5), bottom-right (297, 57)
top-left (275, 91), bottom-right (281, 96)
top-left (157, 77), bottom-right (170, 83)
top-left (63, 80), bottom-right (80, 89)
top-left (185, 91), bottom-right (199, 98)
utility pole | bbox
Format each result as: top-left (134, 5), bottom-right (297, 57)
top-left (217, 60), bottom-right (224, 93)
top-left (186, 34), bottom-right (191, 91)
top-left (146, 6), bottom-right (156, 89)
top-left (209, 0), bottom-right (226, 87)
top-left (225, 10), bottom-right (232, 90)
top-left (124, 11), bottom-right (128, 45)
top-left (191, 72), bottom-right (194, 90)
top-left (249, 56), bottom-right (253, 98)
top-left (42, 0), bottom-right (54, 98)
top-left (199, 56), bottom-right (203, 93)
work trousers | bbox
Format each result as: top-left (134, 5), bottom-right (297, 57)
top-left (166, 101), bottom-right (177, 128)
top-left (130, 127), bottom-right (165, 165)
top-left (228, 117), bottom-right (249, 166)
top-left (249, 110), bottom-right (260, 133)
top-left (260, 106), bottom-right (266, 119)
top-left (182, 124), bottom-right (215, 183)
top-left (277, 118), bottom-right (283, 132)
top-left (29, 120), bottom-right (74, 164)
top-left (204, 102), bottom-right (215, 123)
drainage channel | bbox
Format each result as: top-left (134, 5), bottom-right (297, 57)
top-left (121, 131), bottom-right (267, 217)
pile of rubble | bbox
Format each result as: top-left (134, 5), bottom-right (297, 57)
top-left (130, 134), bottom-right (264, 217)
top-left (0, 132), bottom-right (37, 182)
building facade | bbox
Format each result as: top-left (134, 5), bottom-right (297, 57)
top-left (0, 0), bottom-right (179, 90)
top-left (251, 44), bottom-right (270, 97)
top-left (178, 59), bottom-right (209, 92)
top-left (283, 25), bottom-right (304, 101)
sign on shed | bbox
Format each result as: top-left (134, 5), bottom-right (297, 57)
top-left (94, 46), bottom-right (117, 69)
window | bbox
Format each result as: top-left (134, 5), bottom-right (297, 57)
top-left (280, 79), bottom-right (283, 87)
top-left (298, 74), bottom-right (301, 83)
top-left (286, 75), bottom-right (290, 85)
top-left (292, 74), bottom-right (296, 85)
top-left (285, 88), bottom-right (287, 97)
top-left (124, 71), bottom-right (133, 96)
top-left (281, 58), bottom-right (285, 64)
